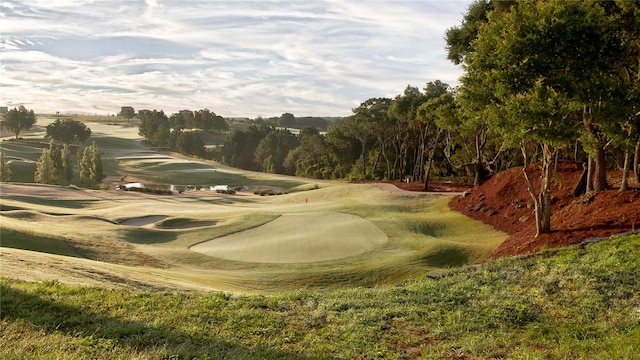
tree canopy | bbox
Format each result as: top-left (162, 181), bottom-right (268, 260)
top-left (46, 118), bottom-right (92, 144)
top-left (1, 106), bottom-right (37, 139)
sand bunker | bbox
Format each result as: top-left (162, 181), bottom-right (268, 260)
top-left (120, 215), bottom-right (168, 227)
top-left (190, 212), bottom-right (388, 263)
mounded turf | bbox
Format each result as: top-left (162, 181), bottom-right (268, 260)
top-left (190, 212), bottom-right (387, 263)
top-left (0, 115), bottom-right (509, 291)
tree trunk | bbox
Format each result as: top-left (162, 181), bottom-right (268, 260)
top-left (423, 130), bottom-right (441, 190)
top-left (593, 147), bottom-right (608, 191)
top-left (522, 144), bottom-right (553, 237)
top-left (539, 149), bottom-right (553, 234)
top-left (473, 162), bottom-right (484, 187)
top-left (586, 156), bottom-right (594, 193)
top-left (634, 140), bottom-right (640, 183)
top-left (572, 163), bottom-right (588, 197)
top-left (473, 133), bottom-right (486, 187)
top-left (620, 152), bottom-right (630, 192)
top-left (360, 136), bottom-right (368, 178)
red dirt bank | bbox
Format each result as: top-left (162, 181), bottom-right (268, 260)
top-left (446, 160), bottom-right (640, 258)
top-left (391, 160), bottom-right (640, 258)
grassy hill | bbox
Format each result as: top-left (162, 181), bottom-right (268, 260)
top-left (2, 233), bottom-right (638, 359)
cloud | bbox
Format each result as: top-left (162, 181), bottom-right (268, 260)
top-left (0, 0), bottom-right (470, 117)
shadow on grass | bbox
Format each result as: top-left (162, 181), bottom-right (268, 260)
top-left (1, 195), bottom-right (99, 209)
top-left (418, 244), bottom-right (470, 268)
top-left (0, 281), bottom-right (326, 359)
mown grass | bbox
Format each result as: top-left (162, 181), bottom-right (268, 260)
top-left (1, 234), bottom-right (638, 359)
top-left (0, 228), bottom-right (79, 257)
top-left (1, 186), bottom-right (505, 291)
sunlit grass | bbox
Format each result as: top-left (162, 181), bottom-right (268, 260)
top-left (2, 234), bottom-right (637, 359)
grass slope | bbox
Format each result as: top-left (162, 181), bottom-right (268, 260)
top-left (1, 184), bottom-right (505, 291)
top-left (1, 115), bottom-right (505, 291)
top-left (2, 234), bottom-right (638, 359)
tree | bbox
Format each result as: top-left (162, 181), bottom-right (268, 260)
top-left (118, 106), bottom-right (135, 120)
top-left (463, 1), bottom-right (612, 235)
top-left (324, 119), bottom-right (360, 179)
top-left (279, 113), bottom-right (297, 128)
top-left (61, 144), bottom-right (73, 185)
top-left (0, 151), bottom-right (11, 182)
top-left (1, 106), bottom-right (37, 139)
top-left (138, 110), bottom-right (171, 148)
top-left (284, 128), bottom-right (331, 178)
top-left (46, 118), bottom-right (91, 144)
top-left (254, 128), bottom-right (299, 174)
top-left (79, 142), bottom-right (103, 185)
top-left (177, 132), bottom-right (205, 157)
top-left (416, 85), bottom-right (455, 190)
top-left (221, 125), bottom-right (271, 171)
top-left (388, 87), bottom-right (426, 181)
top-left (34, 148), bottom-right (57, 184)
top-left (445, 0), bottom-right (494, 65)
top-left (195, 109), bottom-right (228, 133)
top-left (348, 98), bottom-right (392, 179)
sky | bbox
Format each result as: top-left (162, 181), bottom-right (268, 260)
top-left (1, 0), bottom-right (471, 118)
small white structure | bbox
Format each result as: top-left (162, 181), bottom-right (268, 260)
top-left (211, 185), bottom-right (229, 191)
top-left (121, 182), bottom-right (144, 190)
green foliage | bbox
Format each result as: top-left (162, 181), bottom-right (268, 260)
top-left (45, 118), bottom-right (91, 144)
top-left (34, 148), bottom-right (57, 185)
top-left (0, 150), bottom-right (11, 182)
top-left (61, 144), bottom-right (73, 185)
top-left (0, 105), bottom-right (37, 139)
top-left (1, 234), bottom-right (638, 359)
top-left (78, 142), bottom-right (103, 185)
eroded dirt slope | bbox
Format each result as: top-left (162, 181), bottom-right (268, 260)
top-left (448, 160), bottom-right (640, 257)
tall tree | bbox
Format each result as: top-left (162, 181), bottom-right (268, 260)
top-left (348, 98), bottom-right (392, 179)
top-left (284, 127), bottom-right (330, 178)
top-left (79, 142), bottom-right (103, 185)
top-left (195, 109), bottom-right (228, 133)
top-left (1, 106), bottom-right (37, 139)
top-left (254, 128), bottom-right (299, 174)
top-left (463, 1), bottom-right (611, 235)
top-left (34, 148), bottom-right (57, 184)
top-left (0, 150), bottom-right (11, 182)
top-left (138, 110), bottom-right (171, 148)
top-left (61, 144), bottom-right (74, 185)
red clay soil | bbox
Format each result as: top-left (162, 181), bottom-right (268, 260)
top-left (447, 160), bottom-right (640, 258)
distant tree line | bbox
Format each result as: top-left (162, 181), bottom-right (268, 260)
top-left (214, 0), bottom-right (639, 237)
top-left (137, 109), bottom-right (229, 157)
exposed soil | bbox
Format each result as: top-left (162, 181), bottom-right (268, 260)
top-left (446, 160), bottom-right (640, 258)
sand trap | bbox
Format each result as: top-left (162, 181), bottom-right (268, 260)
top-left (190, 212), bottom-right (388, 263)
top-left (120, 215), bottom-right (168, 227)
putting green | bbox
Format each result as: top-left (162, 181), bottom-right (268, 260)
top-left (190, 212), bottom-right (388, 263)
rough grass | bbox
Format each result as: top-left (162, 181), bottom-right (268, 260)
top-left (1, 234), bottom-right (638, 359)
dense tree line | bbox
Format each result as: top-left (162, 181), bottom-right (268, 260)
top-left (213, 0), bottom-right (639, 236)
top-left (134, 1), bottom-right (638, 237)
top-left (138, 109), bottom-right (228, 157)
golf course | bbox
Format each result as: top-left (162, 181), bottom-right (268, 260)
top-left (0, 117), bottom-right (506, 292)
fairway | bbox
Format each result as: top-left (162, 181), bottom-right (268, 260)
top-left (0, 116), bottom-right (509, 292)
top-left (191, 212), bottom-right (387, 263)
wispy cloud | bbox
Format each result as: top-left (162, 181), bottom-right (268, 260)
top-left (1, 0), bottom-right (470, 117)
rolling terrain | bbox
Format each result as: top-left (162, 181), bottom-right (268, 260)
top-left (1, 117), bottom-right (506, 292)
